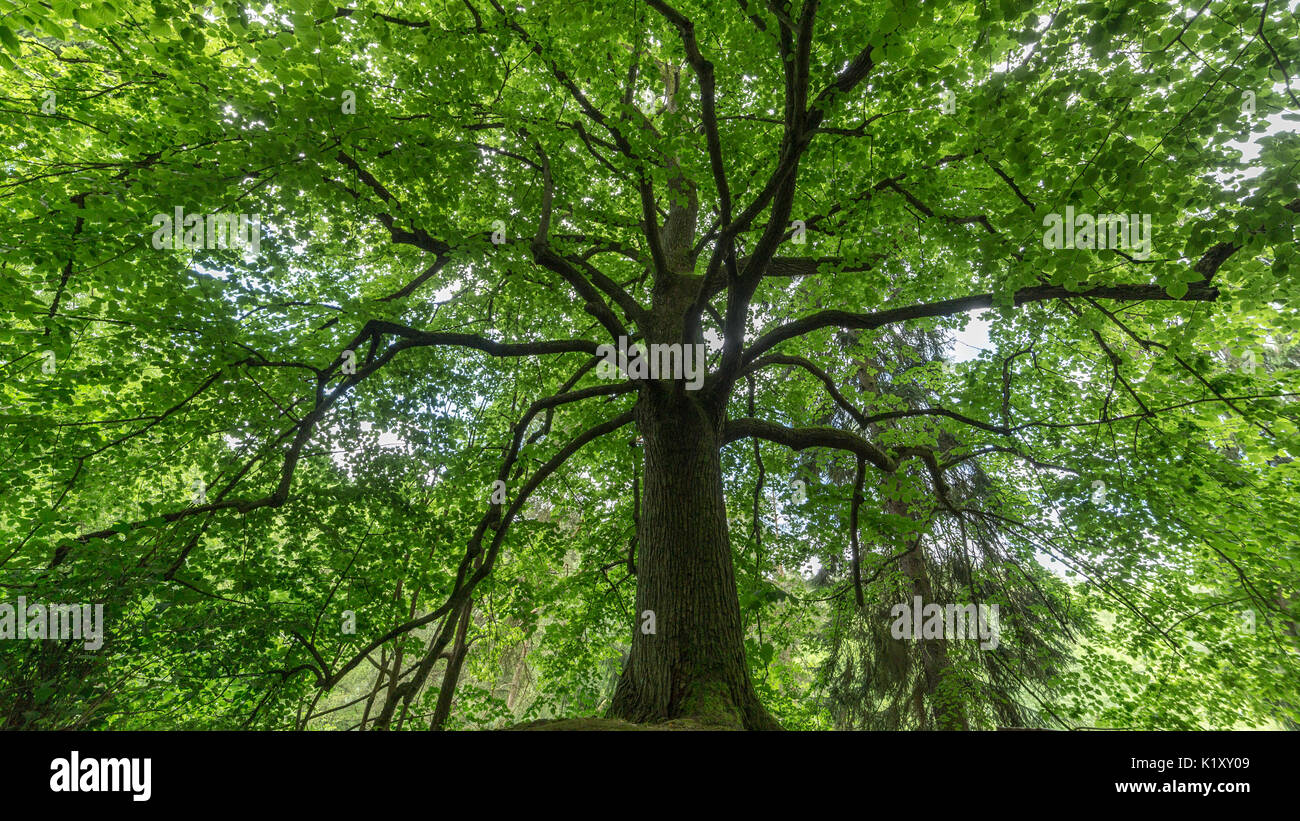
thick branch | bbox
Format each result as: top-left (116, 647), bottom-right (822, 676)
top-left (743, 281), bottom-right (1219, 366)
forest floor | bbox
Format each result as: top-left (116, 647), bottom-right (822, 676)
top-left (507, 717), bottom-right (738, 731)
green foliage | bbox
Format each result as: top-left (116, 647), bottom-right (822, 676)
top-left (1, 0), bottom-right (1297, 729)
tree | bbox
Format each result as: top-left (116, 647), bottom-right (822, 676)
top-left (2, 0), bottom-right (1297, 730)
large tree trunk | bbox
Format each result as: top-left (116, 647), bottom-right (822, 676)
top-left (607, 389), bottom-right (780, 729)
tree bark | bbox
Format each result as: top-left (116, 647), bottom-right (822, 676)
top-left (896, 516), bottom-right (969, 731)
top-left (430, 596), bottom-right (473, 730)
top-left (607, 389), bottom-right (780, 729)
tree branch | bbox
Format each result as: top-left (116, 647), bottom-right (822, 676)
top-left (742, 281), bottom-right (1219, 366)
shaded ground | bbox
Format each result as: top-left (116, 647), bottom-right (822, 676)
top-left (506, 717), bottom-right (740, 731)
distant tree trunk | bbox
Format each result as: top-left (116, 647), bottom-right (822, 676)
top-left (505, 636), bottom-right (533, 715)
top-left (608, 389), bottom-right (779, 729)
top-left (430, 596), bottom-right (473, 730)
top-left (359, 647), bottom-right (386, 730)
top-left (896, 509), bottom-right (969, 731)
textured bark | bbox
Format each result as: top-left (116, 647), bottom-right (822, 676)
top-left (430, 596), bottom-right (473, 730)
top-left (896, 511), bottom-right (968, 731)
top-left (603, 82), bottom-right (781, 727)
top-left (607, 390), bottom-right (780, 729)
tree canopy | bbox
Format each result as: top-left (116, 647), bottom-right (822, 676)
top-left (1, 0), bottom-right (1298, 730)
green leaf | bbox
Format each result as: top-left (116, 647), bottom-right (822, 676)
top-left (0, 26), bottom-right (20, 57)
